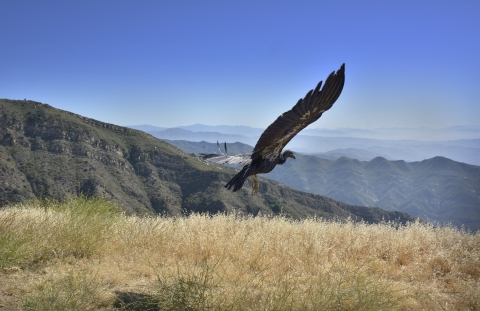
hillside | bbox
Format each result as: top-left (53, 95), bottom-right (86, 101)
top-left (269, 155), bottom-right (480, 231)
top-left (0, 99), bottom-right (416, 224)
top-left (166, 140), bottom-right (480, 231)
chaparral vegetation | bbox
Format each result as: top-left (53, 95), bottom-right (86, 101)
top-left (1, 196), bottom-right (479, 310)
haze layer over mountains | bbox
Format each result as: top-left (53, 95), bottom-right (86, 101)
top-left (129, 124), bottom-right (480, 166)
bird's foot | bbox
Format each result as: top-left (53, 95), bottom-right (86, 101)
top-left (251, 174), bottom-right (259, 194)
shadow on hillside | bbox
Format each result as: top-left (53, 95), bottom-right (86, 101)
top-left (114, 291), bottom-right (159, 311)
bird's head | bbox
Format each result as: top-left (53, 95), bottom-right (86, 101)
top-left (283, 150), bottom-right (296, 160)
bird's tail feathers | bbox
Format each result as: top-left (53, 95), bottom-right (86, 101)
top-left (225, 165), bottom-right (253, 192)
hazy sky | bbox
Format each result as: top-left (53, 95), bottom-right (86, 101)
top-left (2, 1), bottom-right (479, 129)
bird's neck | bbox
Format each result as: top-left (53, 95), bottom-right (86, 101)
top-left (278, 154), bottom-right (287, 165)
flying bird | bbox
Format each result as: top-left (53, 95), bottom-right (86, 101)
top-left (200, 64), bottom-right (345, 193)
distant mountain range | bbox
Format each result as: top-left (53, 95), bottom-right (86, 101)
top-left (0, 99), bottom-right (416, 225)
top-left (164, 140), bottom-right (480, 232)
top-left (128, 125), bottom-right (480, 166)
top-left (303, 125), bottom-right (480, 141)
top-left (313, 148), bottom-right (393, 161)
top-left (147, 128), bottom-right (258, 146)
top-left (128, 124), bottom-right (480, 141)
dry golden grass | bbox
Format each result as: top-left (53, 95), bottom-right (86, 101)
top-left (1, 197), bottom-right (479, 310)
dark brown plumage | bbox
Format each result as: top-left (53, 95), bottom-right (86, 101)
top-left (201, 64), bottom-right (345, 193)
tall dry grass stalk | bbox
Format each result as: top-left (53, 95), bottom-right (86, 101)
top-left (0, 197), bottom-right (479, 310)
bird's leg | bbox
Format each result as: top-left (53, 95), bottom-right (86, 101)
top-left (250, 174), bottom-right (259, 194)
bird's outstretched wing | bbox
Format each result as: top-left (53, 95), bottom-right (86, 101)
top-left (199, 153), bottom-right (252, 166)
top-left (251, 64), bottom-right (345, 160)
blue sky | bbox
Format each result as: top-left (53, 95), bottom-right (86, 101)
top-left (1, 1), bottom-right (479, 129)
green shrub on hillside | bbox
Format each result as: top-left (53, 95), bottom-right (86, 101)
top-left (0, 195), bottom-right (120, 268)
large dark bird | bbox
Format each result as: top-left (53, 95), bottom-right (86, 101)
top-left (200, 64), bottom-right (345, 193)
